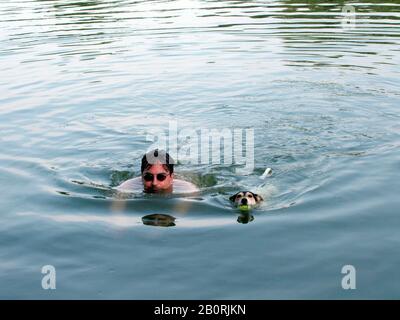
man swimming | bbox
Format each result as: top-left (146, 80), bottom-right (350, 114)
top-left (117, 149), bottom-right (199, 194)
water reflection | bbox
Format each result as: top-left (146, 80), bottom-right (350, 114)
top-left (32, 0), bottom-right (131, 60)
top-left (142, 213), bottom-right (176, 227)
top-left (281, 0), bottom-right (400, 13)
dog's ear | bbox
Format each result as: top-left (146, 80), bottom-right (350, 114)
top-left (229, 193), bottom-right (238, 202)
top-left (253, 193), bottom-right (263, 202)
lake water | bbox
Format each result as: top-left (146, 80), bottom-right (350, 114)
top-left (0, 0), bottom-right (399, 299)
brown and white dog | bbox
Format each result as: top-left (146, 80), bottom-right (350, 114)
top-left (229, 191), bottom-right (263, 210)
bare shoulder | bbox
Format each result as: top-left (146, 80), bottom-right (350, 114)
top-left (173, 179), bottom-right (200, 194)
top-left (116, 177), bottom-right (142, 192)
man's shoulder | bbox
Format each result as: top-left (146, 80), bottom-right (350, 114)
top-left (173, 179), bottom-right (199, 193)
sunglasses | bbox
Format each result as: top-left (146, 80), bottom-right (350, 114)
top-left (143, 172), bottom-right (168, 182)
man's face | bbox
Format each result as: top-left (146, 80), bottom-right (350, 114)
top-left (142, 162), bottom-right (174, 193)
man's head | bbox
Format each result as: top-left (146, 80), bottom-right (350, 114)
top-left (141, 149), bottom-right (175, 193)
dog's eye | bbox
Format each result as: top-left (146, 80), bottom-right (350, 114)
top-left (237, 195), bottom-right (242, 198)
top-left (248, 194), bottom-right (253, 198)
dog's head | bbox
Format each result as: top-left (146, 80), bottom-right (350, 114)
top-left (229, 191), bottom-right (263, 209)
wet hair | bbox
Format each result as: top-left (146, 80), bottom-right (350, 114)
top-left (141, 149), bottom-right (174, 174)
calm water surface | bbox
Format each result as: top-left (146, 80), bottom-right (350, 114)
top-left (0, 0), bottom-right (399, 299)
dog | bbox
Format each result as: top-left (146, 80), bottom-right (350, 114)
top-left (229, 191), bottom-right (263, 210)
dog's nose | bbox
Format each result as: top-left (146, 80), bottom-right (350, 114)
top-left (241, 198), bottom-right (248, 205)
